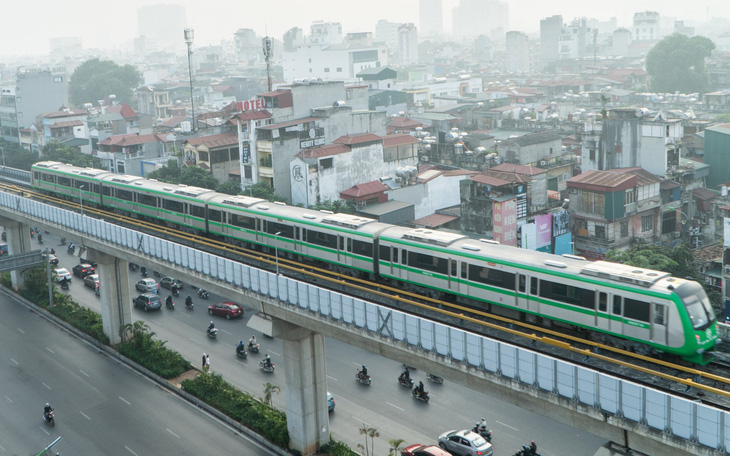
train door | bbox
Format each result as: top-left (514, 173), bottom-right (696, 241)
top-left (610, 295), bottom-right (623, 335)
top-left (516, 274), bottom-right (529, 310)
top-left (341, 236), bottom-right (347, 265)
top-left (595, 292), bottom-right (610, 331)
top-left (449, 259), bottom-right (457, 292)
top-left (651, 303), bottom-right (668, 346)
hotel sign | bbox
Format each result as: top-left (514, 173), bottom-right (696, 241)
top-left (237, 99), bottom-right (265, 112)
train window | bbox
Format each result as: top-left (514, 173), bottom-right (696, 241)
top-left (531, 277), bottom-right (538, 295)
top-left (470, 265), bottom-right (516, 289)
top-left (623, 298), bottom-right (650, 322)
top-left (379, 245), bottom-right (390, 262)
top-left (393, 248), bottom-right (398, 263)
top-left (343, 237), bottom-right (347, 251)
top-left (118, 189), bottom-right (134, 202)
top-left (190, 205), bottom-right (205, 218)
top-left (402, 250), bottom-right (407, 265)
top-left (102, 186), bottom-right (111, 196)
top-left (33, 171), bottom-right (40, 181)
top-left (90, 184), bottom-right (99, 194)
top-left (209, 209), bottom-right (222, 223)
top-left (295, 227), bottom-right (299, 240)
top-left (598, 292), bottom-right (607, 312)
top-left (539, 280), bottom-right (594, 309)
top-left (461, 262), bottom-right (467, 279)
top-left (163, 198), bottom-right (183, 213)
top-left (230, 214), bottom-right (255, 229)
top-left (613, 296), bottom-right (622, 315)
top-left (138, 193), bottom-right (157, 207)
top-left (451, 260), bottom-right (457, 277)
top-left (352, 240), bottom-right (373, 258)
top-left (268, 223), bottom-right (293, 239)
top-left (518, 275), bottom-right (526, 292)
top-left (42, 173), bottom-right (54, 183)
top-left (74, 181), bottom-right (87, 190)
top-left (308, 230), bottom-right (337, 249)
top-left (409, 252), bottom-right (448, 274)
top-left (653, 303), bottom-right (666, 325)
top-left (58, 176), bottom-right (71, 187)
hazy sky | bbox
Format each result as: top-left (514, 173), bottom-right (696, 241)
top-left (1, 0), bottom-right (727, 57)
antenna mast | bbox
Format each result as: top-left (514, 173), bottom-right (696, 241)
top-left (263, 37), bottom-right (273, 92)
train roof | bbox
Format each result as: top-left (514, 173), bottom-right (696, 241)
top-left (33, 161), bottom-right (112, 180)
top-left (208, 194), bottom-right (268, 208)
top-left (101, 175), bottom-right (217, 199)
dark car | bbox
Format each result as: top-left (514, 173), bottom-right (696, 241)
top-left (42, 253), bottom-right (59, 265)
top-left (72, 263), bottom-right (95, 278)
top-left (402, 444), bottom-right (451, 456)
top-left (160, 276), bottom-right (184, 290)
top-left (133, 293), bottom-right (162, 312)
top-left (79, 257), bottom-right (98, 269)
top-left (83, 274), bottom-right (100, 289)
top-left (207, 301), bottom-right (244, 319)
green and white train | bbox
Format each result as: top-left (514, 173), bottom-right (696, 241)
top-left (32, 161), bottom-right (718, 363)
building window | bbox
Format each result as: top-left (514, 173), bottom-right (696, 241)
top-left (324, 68), bottom-right (330, 73)
top-left (53, 76), bottom-right (63, 83)
top-left (641, 214), bottom-right (653, 232)
top-left (308, 58), bottom-right (312, 63)
top-left (581, 191), bottom-right (604, 215)
top-left (244, 165), bottom-right (252, 179)
top-left (336, 67), bottom-right (342, 72)
top-left (320, 158), bottom-right (333, 169)
top-left (589, 149), bottom-right (595, 160)
top-left (595, 225), bottom-right (606, 239)
top-left (624, 189), bottom-right (636, 205)
top-left (620, 221), bottom-right (628, 237)
top-left (309, 68), bottom-right (312, 73)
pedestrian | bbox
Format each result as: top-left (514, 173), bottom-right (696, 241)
top-left (202, 353), bottom-right (206, 370)
top-left (205, 354), bottom-right (211, 372)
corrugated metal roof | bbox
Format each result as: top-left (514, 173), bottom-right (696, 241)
top-left (298, 144), bottom-right (350, 158)
top-left (605, 167), bottom-right (660, 186)
top-left (383, 134), bottom-right (418, 147)
top-left (499, 131), bottom-right (562, 147)
top-left (693, 187), bottom-right (718, 201)
top-left (340, 180), bottom-right (388, 197)
top-left (567, 169), bottom-right (636, 191)
top-left (333, 134), bottom-right (383, 145)
top-left (491, 163), bottom-right (547, 176)
top-left (412, 213), bottom-right (458, 228)
top-left (471, 174), bottom-right (511, 186)
top-left (184, 133), bottom-right (238, 148)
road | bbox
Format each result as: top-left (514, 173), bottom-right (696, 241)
top-left (0, 283), bottom-right (274, 455)
top-left (42, 232), bottom-right (608, 456)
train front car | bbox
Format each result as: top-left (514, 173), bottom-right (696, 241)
top-left (665, 278), bottom-right (717, 364)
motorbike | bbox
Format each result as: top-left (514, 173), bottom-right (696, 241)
top-left (427, 372), bottom-right (444, 384)
top-left (412, 388), bottom-right (429, 402)
top-left (248, 342), bottom-right (260, 353)
top-left (207, 327), bottom-right (218, 339)
top-left (153, 271), bottom-right (161, 277)
top-left (259, 360), bottom-right (275, 373)
top-left (165, 297), bottom-right (175, 309)
top-left (67, 244), bottom-right (76, 255)
top-left (140, 267), bottom-right (148, 277)
top-left (236, 347), bottom-right (248, 359)
top-left (197, 288), bottom-right (209, 299)
top-left (1, 231), bottom-right (6, 241)
top-left (43, 411), bottom-right (55, 426)
top-left (172, 286), bottom-right (180, 297)
top-left (472, 425), bottom-right (493, 443)
top-left (356, 369), bottom-right (372, 385)
top-left (398, 375), bottom-right (414, 389)
top-left (129, 262), bottom-right (139, 271)
top-left (512, 444), bottom-right (540, 456)
top-left (59, 237), bottom-right (66, 245)
top-left (37, 234), bottom-right (43, 244)
top-left (185, 296), bottom-right (194, 309)
top-left (60, 280), bottom-right (70, 290)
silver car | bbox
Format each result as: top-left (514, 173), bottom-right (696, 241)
top-left (438, 430), bottom-right (492, 456)
top-left (135, 278), bottom-right (159, 293)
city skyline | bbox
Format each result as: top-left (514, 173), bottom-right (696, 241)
top-left (1, 0), bottom-right (728, 58)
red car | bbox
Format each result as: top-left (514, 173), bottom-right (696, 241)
top-left (208, 301), bottom-right (244, 319)
top-left (402, 444), bottom-right (451, 456)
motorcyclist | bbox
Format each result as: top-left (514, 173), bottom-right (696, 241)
top-left (248, 335), bottom-right (257, 348)
top-left (399, 367), bottom-right (410, 382)
top-left (415, 381), bottom-right (424, 397)
top-left (263, 354), bottom-right (272, 367)
top-left (43, 403), bottom-right (53, 418)
top-left (37, 233), bottom-right (43, 243)
top-left (185, 296), bottom-right (193, 307)
top-left (528, 441), bottom-right (537, 456)
top-left (359, 364), bottom-right (368, 378)
top-left (140, 266), bottom-right (147, 276)
top-left (477, 417), bottom-right (488, 433)
top-left (165, 295), bottom-right (173, 307)
top-left (50, 248), bottom-right (55, 255)
top-left (207, 321), bottom-right (215, 334)
top-left (236, 340), bottom-right (246, 355)
top-left (60, 277), bottom-right (70, 289)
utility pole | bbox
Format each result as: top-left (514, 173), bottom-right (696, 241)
top-left (262, 37), bottom-right (273, 92)
top-left (184, 28), bottom-right (196, 133)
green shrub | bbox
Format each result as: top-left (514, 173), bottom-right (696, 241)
top-left (118, 323), bottom-right (191, 378)
top-left (320, 436), bottom-right (360, 456)
top-left (182, 372), bottom-right (289, 448)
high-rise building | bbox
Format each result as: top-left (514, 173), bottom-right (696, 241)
top-left (309, 21), bottom-right (343, 45)
top-left (505, 31), bottom-right (529, 73)
top-left (452, 0), bottom-right (508, 41)
top-left (540, 15), bottom-right (562, 71)
top-left (559, 18), bottom-right (588, 60)
top-left (398, 24), bottom-right (418, 65)
top-left (419, 0), bottom-right (443, 37)
top-left (137, 4), bottom-right (187, 52)
top-left (375, 20), bottom-right (402, 51)
top-left (633, 11), bottom-right (660, 42)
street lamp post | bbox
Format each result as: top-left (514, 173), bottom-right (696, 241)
top-left (184, 28), bottom-right (195, 133)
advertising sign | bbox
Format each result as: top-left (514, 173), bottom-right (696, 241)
top-left (493, 198), bottom-right (518, 246)
top-left (535, 213), bottom-right (552, 252)
top-left (237, 99), bottom-right (265, 112)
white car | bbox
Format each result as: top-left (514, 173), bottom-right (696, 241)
top-left (438, 430), bottom-right (493, 456)
top-left (54, 268), bottom-right (72, 283)
top-left (135, 278), bottom-right (159, 293)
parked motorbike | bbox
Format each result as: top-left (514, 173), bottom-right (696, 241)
top-left (398, 375), bottom-right (414, 389)
top-left (471, 425), bottom-right (493, 443)
top-left (206, 328), bottom-right (218, 339)
top-left (248, 342), bottom-right (260, 353)
top-left (412, 388), bottom-right (429, 402)
top-left (356, 369), bottom-right (372, 385)
top-left (427, 372), bottom-right (444, 384)
top-left (43, 411), bottom-right (55, 427)
top-left (197, 288), bottom-right (209, 299)
top-left (185, 296), bottom-right (194, 309)
top-left (153, 270), bottom-right (161, 277)
top-left (259, 360), bottom-right (275, 373)
top-left (59, 237), bottom-right (66, 245)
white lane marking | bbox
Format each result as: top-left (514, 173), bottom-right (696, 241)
top-left (46, 347), bottom-right (55, 354)
top-left (386, 402), bottom-right (404, 411)
top-left (189, 338), bottom-right (202, 345)
top-left (327, 375), bottom-right (338, 382)
top-left (17, 328), bottom-right (25, 334)
top-left (221, 329), bottom-right (233, 336)
top-left (125, 446), bottom-right (138, 456)
top-left (496, 420), bottom-right (519, 431)
top-left (268, 350), bottom-right (280, 356)
top-left (42, 383), bottom-right (52, 390)
top-left (166, 429), bottom-right (180, 438)
top-left (0, 443), bottom-right (6, 451)
top-left (79, 369), bottom-right (90, 377)
top-left (40, 426), bottom-right (50, 435)
top-left (352, 362), bottom-right (361, 366)
top-left (4, 396), bottom-right (13, 403)
top-left (119, 396), bottom-right (131, 405)
top-left (352, 416), bottom-right (372, 426)
top-left (80, 411), bottom-right (91, 420)
top-left (10, 358), bottom-right (18, 365)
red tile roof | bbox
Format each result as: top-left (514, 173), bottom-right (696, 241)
top-left (333, 134), bottom-right (383, 145)
top-left (340, 180), bottom-right (388, 198)
top-left (387, 117), bottom-right (424, 129)
top-left (99, 133), bottom-right (164, 146)
top-left (161, 116), bottom-right (187, 128)
top-left (298, 144), bottom-right (350, 158)
top-left (412, 213), bottom-right (458, 228)
top-left (383, 134), bottom-right (418, 147)
top-left (491, 163), bottom-right (547, 176)
top-left (119, 104), bottom-right (137, 119)
top-left (567, 170), bottom-right (636, 192)
top-left (184, 133), bottom-right (238, 148)
top-left (50, 120), bottom-right (83, 128)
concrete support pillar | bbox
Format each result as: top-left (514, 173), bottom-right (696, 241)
top-left (272, 318), bottom-right (329, 456)
top-left (89, 248), bottom-right (132, 345)
top-left (1, 218), bottom-right (32, 290)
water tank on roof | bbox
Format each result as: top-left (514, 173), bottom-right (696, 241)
top-left (333, 100), bottom-right (346, 107)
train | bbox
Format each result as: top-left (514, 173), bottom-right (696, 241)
top-left (31, 161), bottom-right (718, 364)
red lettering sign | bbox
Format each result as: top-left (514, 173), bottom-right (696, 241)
top-left (237, 99), bottom-right (264, 112)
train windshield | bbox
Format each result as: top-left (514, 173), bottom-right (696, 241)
top-left (683, 294), bottom-right (714, 330)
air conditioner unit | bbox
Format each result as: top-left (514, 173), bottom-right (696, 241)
top-left (539, 160), bottom-right (547, 166)
top-left (724, 266), bottom-right (730, 274)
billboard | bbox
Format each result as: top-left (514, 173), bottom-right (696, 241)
top-left (725, 217), bottom-right (730, 247)
top-left (535, 213), bottom-right (552, 252)
top-left (493, 198), bottom-right (518, 246)
top-left (552, 209), bottom-right (570, 237)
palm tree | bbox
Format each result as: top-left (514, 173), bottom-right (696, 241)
top-left (388, 438), bottom-right (405, 456)
top-left (263, 382), bottom-right (281, 406)
top-left (359, 424), bottom-right (380, 456)
top-left (119, 320), bottom-right (154, 345)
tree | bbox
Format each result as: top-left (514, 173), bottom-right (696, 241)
top-left (262, 382), bottom-right (280, 406)
top-left (42, 143), bottom-right (101, 168)
top-left (147, 160), bottom-right (181, 183)
top-left (715, 113), bottom-right (730, 123)
top-left (387, 438), bottom-right (405, 456)
top-left (216, 179), bottom-right (243, 195)
top-left (646, 34), bottom-right (715, 94)
top-left (179, 166), bottom-right (219, 190)
top-left (358, 424), bottom-right (379, 456)
top-left (69, 58), bottom-right (142, 107)
top-left (0, 139), bottom-right (38, 170)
